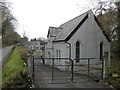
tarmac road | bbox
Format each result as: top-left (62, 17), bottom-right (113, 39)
top-left (0, 45), bottom-right (15, 69)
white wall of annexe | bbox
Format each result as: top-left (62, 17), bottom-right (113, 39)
top-left (52, 42), bottom-right (69, 70)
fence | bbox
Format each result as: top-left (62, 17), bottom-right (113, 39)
top-left (32, 56), bottom-right (104, 84)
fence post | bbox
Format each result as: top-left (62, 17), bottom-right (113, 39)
top-left (102, 57), bottom-right (106, 80)
top-left (52, 58), bottom-right (54, 83)
top-left (32, 56), bottom-right (34, 84)
top-left (102, 57), bottom-right (104, 80)
top-left (71, 60), bottom-right (74, 82)
top-left (88, 58), bottom-right (90, 77)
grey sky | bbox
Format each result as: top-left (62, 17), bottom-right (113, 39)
top-left (10, 0), bottom-right (117, 39)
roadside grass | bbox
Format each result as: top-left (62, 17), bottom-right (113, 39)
top-left (2, 46), bottom-right (27, 85)
top-left (0, 70), bottom-right (2, 88)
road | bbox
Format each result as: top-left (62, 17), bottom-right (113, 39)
top-left (0, 45), bottom-right (15, 88)
top-left (34, 58), bottom-right (112, 89)
top-left (0, 45), bottom-right (15, 69)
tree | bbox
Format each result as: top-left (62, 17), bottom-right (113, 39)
top-left (96, 1), bottom-right (120, 58)
top-left (97, 9), bottom-right (118, 39)
top-left (1, 2), bottom-right (21, 47)
top-left (115, 1), bottom-right (120, 57)
top-left (38, 37), bottom-right (46, 45)
top-left (20, 30), bottom-right (29, 46)
top-left (93, 0), bottom-right (114, 15)
top-left (0, 3), bottom-right (2, 36)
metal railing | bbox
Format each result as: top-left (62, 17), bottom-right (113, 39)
top-left (72, 58), bottom-right (103, 82)
top-left (32, 56), bottom-right (104, 84)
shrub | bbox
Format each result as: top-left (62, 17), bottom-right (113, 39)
top-left (19, 47), bottom-right (28, 63)
top-left (3, 71), bottom-right (32, 88)
top-left (106, 68), bottom-right (120, 90)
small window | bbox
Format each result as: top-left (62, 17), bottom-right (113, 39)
top-left (56, 50), bottom-right (58, 60)
top-left (100, 42), bottom-right (103, 60)
top-left (59, 50), bottom-right (61, 62)
top-left (76, 41), bottom-right (80, 63)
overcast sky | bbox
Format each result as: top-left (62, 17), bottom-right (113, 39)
top-left (9, 0), bottom-right (115, 39)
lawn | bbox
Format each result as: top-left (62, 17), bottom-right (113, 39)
top-left (2, 46), bottom-right (27, 85)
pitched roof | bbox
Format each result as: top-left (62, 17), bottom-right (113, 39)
top-left (48, 10), bottom-right (111, 42)
top-left (53, 10), bottom-right (90, 41)
top-left (47, 27), bottom-right (62, 38)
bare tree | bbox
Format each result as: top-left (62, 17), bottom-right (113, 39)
top-left (1, 1), bottom-right (21, 47)
top-left (91, 0), bottom-right (116, 15)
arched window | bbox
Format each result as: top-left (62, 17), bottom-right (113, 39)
top-left (56, 50), bottom-right (58, 60)
top-left (76, 41), bottom-right (80, 63)
top-left (59, 50), bottom-right (61, 62)
top-left (100, 42), bottom-right (103, 60)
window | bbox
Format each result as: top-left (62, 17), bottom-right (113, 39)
top-left (100, 42), bottom-right (103, 60)
top-left (76, 41), bottom-right (80, 63)
top-left (56, 50), bottom-right (58, 60)
top-left (59, 50), bottom-right (61, 62)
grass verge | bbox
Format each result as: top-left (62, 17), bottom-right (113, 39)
top-left (2, 46), bottom-right (26, 82)
top-left (2, 46), bottom-right (30, 88)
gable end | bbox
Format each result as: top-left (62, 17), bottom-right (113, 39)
top-left (65, 14), bottom-right (88, 41)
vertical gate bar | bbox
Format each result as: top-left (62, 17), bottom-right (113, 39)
top-left (52, 58), bottom-right (54, 83)
top-left (88, 58), bottom-right (90, 77)
top-left (102, 57), bottom-right (104, 80)
top-left (32, 56), bottom-right (34, 84)
top-left (71, 60), bottom-right (74, 82)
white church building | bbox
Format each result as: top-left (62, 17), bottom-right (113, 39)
top-left (44, 10), bottom-right (111, 78)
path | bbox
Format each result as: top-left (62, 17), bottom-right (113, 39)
top-left (34, 58), bottom-right (112, 89)
top-left (0, 45), bottom-right (15, 69)
top-left (0, 45), bottom-right (15, 89)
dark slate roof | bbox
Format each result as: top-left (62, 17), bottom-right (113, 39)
top-left (47, 27), bottom-right (62, 38)
top-left (53, 10), bottom-right (90, 41)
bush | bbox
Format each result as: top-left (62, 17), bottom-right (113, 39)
top-left (3, 70), bottom-right (32, 88)
top-left (19, 47), bottom-right (28, 63)
top-left (106, 68), bottom-right (120, 90)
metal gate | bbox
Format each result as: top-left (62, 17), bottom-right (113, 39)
top-left (32, 56), bottom-right (104, 84)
